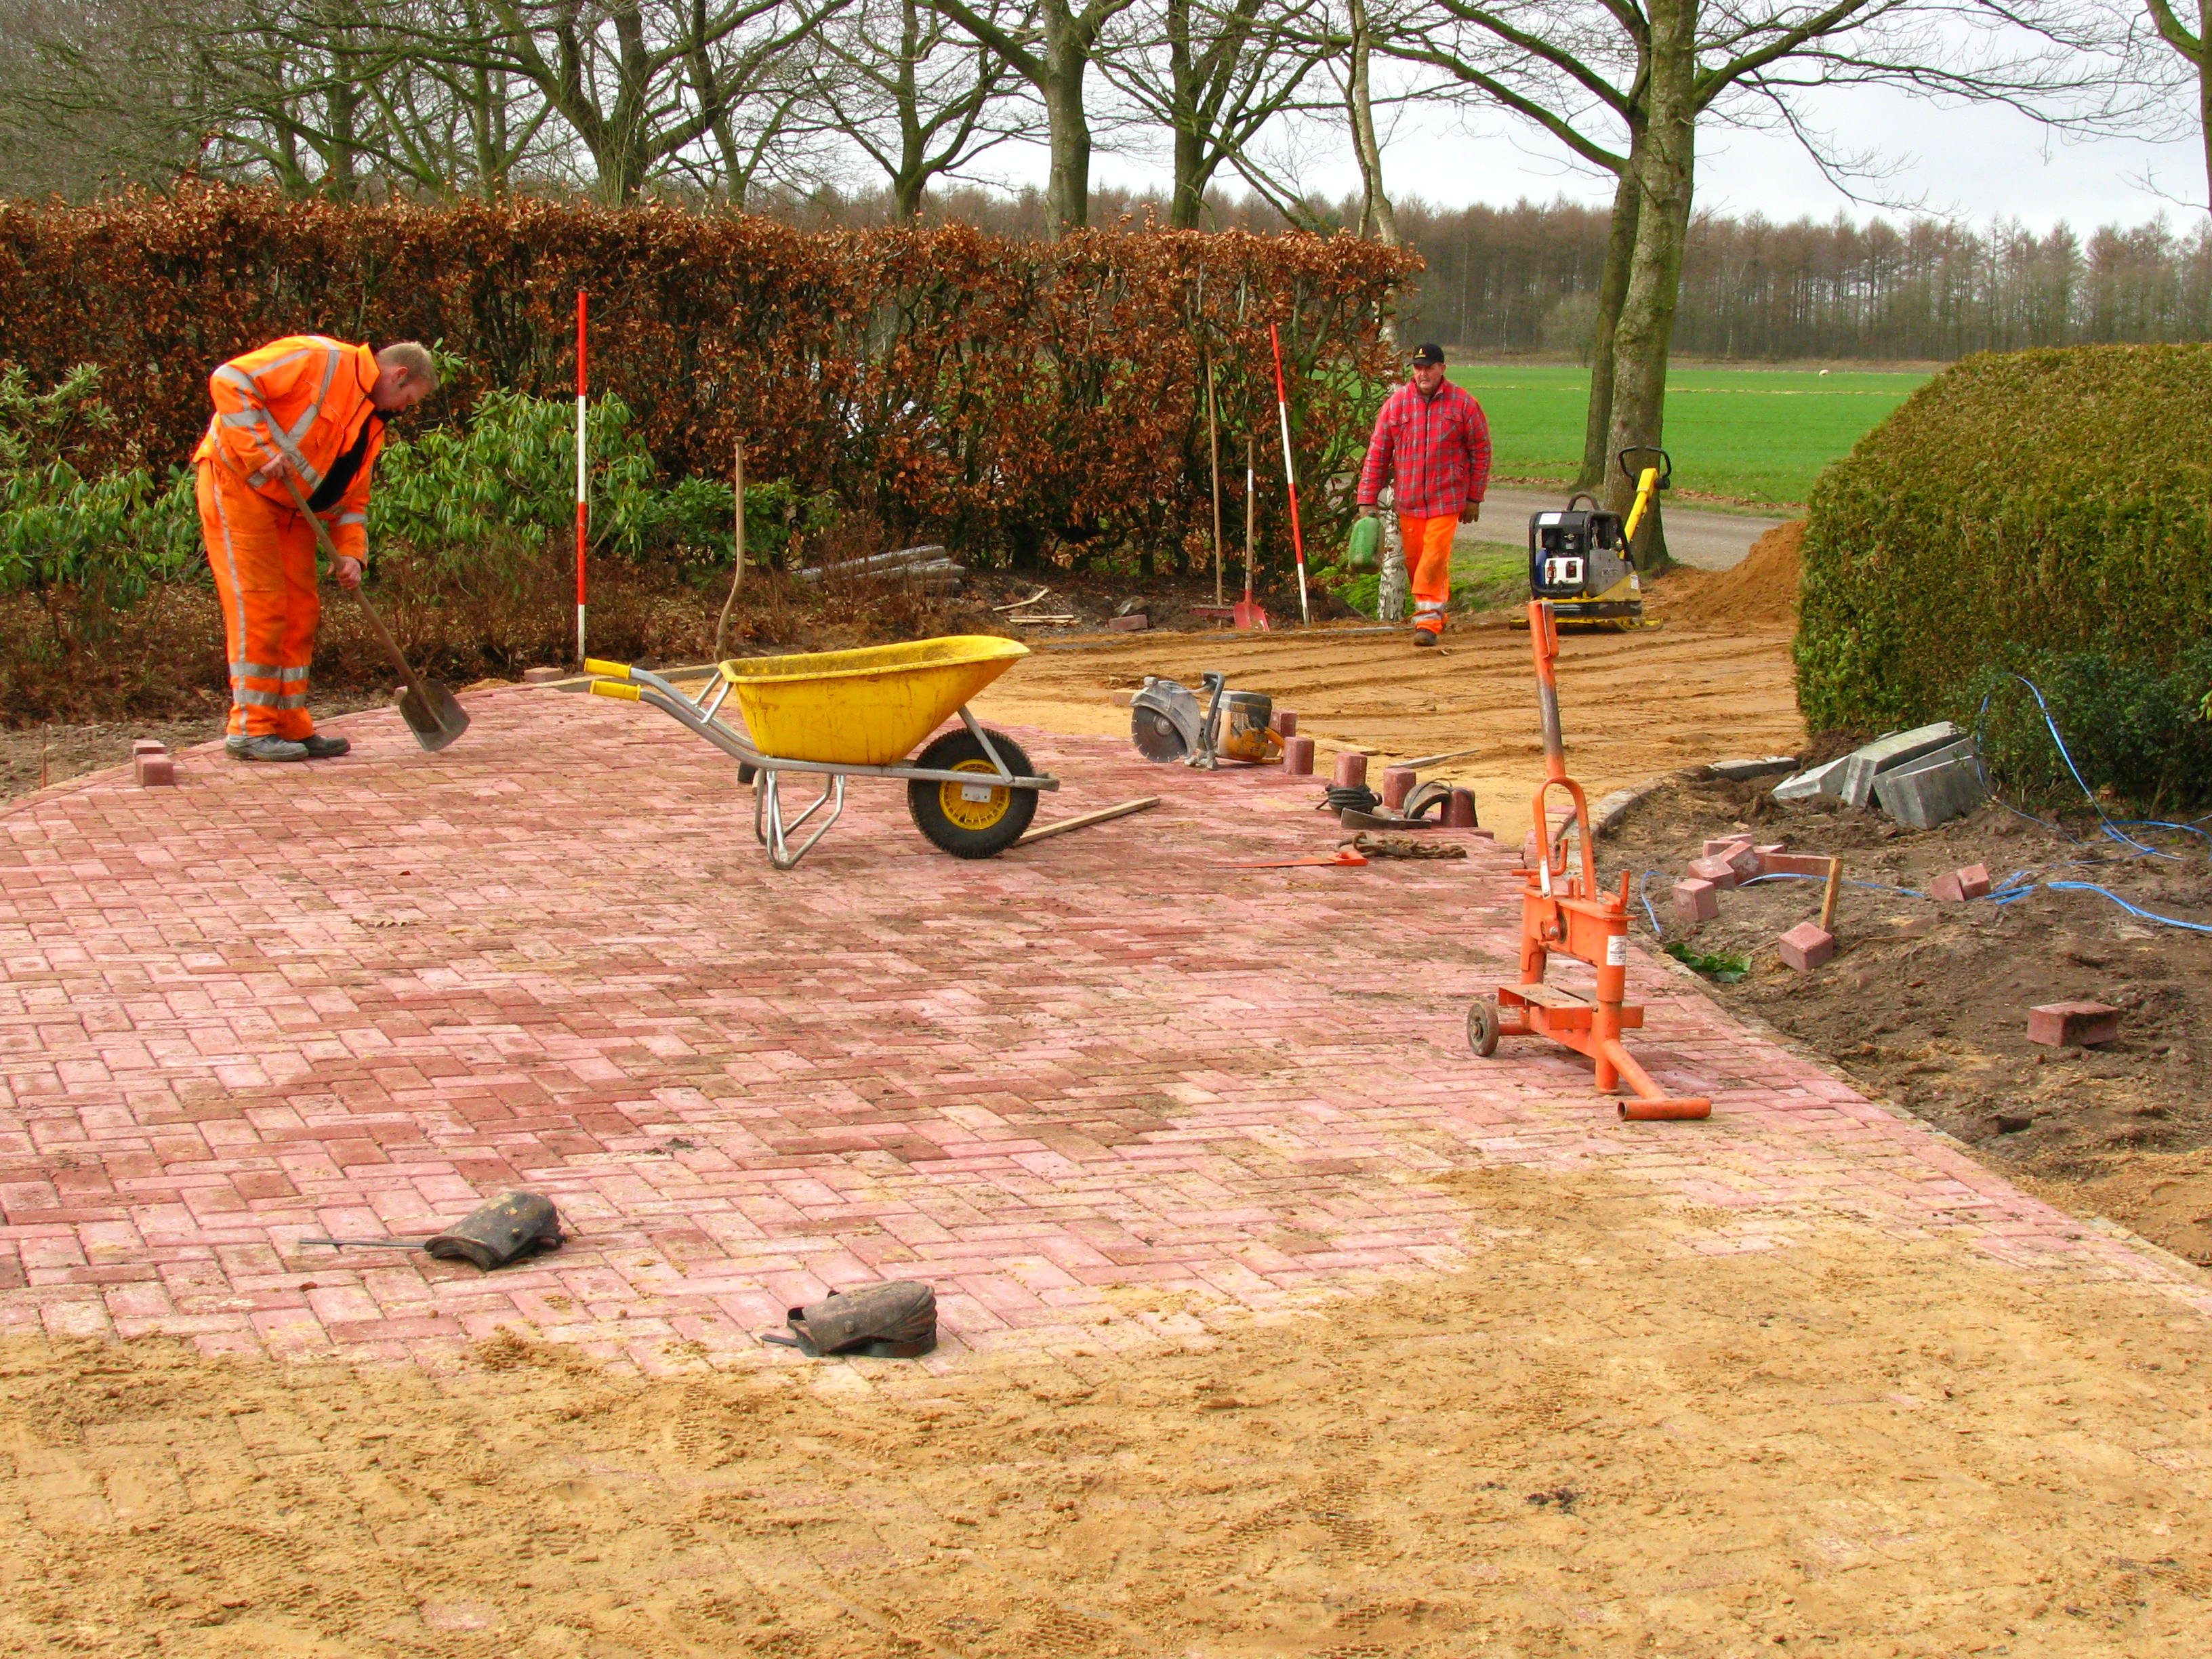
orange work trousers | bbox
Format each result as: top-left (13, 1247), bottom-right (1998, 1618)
top-left (1398, 513), bottom-right (1458, 636)
top-left (196, 460), bottom-right (321, 740)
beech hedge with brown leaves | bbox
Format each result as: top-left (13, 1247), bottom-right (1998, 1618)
top-left (0, 190), bottom-right (1417, 569)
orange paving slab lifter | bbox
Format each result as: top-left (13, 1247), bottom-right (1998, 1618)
top-left (1466, 600), bottom-right (1712, 1121)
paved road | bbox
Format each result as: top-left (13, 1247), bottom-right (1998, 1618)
top-left (1463, 485), bottom-right (1792, 571)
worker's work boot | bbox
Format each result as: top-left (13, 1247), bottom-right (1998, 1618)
top-left (302, 734), bottom-right (350, 759)
top-left (226, 734), bottom-right (308, 762)
top-left (1412, 628), bottom-right (1439, 649)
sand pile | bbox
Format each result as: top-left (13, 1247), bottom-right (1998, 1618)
top-left (1671, 518), bottom-right (1805, 629)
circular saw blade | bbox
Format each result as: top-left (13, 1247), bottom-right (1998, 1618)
top-left (1131, 706), bottom-right (1191, 764)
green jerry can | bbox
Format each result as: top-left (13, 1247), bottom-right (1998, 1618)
top-left (1347, 514), bottom-right (1381, 571)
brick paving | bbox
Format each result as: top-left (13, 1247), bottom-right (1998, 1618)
top-left (0, 684), bottom-right (2204, 1374)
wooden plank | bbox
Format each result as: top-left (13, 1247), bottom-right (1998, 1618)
top-left (1015, 796), bottom-right (1162, 847)
top-left (1394, 743), bottom-right (1488, 771)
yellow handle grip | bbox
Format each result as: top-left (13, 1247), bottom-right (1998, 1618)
top-left (583, 657), bottom-right (632, 680)
top-left (1622, 466), bottom-right (1662, 543)
top-left (588, 680), bottom-right (642, 701)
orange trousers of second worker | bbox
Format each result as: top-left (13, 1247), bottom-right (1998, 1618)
top-left (196, 460), bottom-right (321, 740)
top-left (1397, 512), bottom-right (1458, 636)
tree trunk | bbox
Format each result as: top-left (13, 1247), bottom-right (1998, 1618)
top-left (1603, 0), bottom-right (1695, 573)
top-left (1576, 165), bottom-right (1639, 492)
top-left (2199, 0), bottom-right (2212, 213)
top-left (1040, 0), bottom-right (1091, 231)
top-left (1345, 0), bottom-right (1397, 247)
top-left (1166, 0), bottom-right (1205, 228)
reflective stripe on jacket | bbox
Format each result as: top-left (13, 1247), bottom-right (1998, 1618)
top-left (190, 336), bottom-right (383, 562)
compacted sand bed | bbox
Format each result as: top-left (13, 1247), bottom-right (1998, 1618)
top-left (5, 1162), bottom-right (2211, 1657)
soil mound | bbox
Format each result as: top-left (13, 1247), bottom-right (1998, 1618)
top-left (1675, 518), bottom-right (1805, 630)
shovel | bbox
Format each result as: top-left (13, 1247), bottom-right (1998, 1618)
top-left (279, 472), bottom-right (469, 752)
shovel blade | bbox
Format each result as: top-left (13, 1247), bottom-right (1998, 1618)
top-left (397, 680), bottom-right (470, 752)
top-left (1233, 598), bottom-right (1271, 631)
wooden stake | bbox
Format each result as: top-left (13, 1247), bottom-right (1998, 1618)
top-left (712, 437), bottom-right (746, 662)
top-left (1015, 796), bottom-right (1160, 847)
top-left (1244, 435), bottom-right (1256, 592)
top-left (1206, 357), bottom-right (1224, 606)
top-left (1820, 857), bottom-right (1842, 933)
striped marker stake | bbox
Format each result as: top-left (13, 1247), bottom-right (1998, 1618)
top-left (1268, 321), bottom-right (1311, 626)
top-left (575, 290), bottom-right (588, 664)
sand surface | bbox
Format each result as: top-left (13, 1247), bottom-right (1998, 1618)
top-left (5, 1163), bottom-right (2211, 1657)
top-left (971, 583), bottom-right (1805, 819)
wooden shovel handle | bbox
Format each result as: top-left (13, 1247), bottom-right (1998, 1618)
top-left (274, 471), bottom-right (422, 692)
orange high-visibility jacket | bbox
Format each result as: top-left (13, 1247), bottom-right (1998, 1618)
top-left (191, 336), bottom-right (385, 562)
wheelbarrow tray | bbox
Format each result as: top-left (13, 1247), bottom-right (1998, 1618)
top-left (718, 636), bottom-right (1030, 766)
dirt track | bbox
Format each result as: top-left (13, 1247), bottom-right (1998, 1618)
top-left (974, 605), bottom-right (1803, 822)
top-left (7, 1164), bottom-right (2212, 1658)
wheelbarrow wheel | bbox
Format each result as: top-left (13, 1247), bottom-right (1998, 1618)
top-left (907, 728), bottom-right (1038, 859)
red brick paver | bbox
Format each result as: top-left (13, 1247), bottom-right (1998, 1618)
top-left (0, 687), bottom-right (2203, 1372)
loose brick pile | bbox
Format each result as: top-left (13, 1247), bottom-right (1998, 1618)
top-left (0, 690), bottom-right (2202, 1374)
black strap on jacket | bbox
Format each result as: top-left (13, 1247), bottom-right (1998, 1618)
top-left (308, 411), bottom-right (384, 513)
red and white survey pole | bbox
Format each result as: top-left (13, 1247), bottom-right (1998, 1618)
top-left (1268, 321), bottom-right (1311, 626)
top-left (574, 289), bottom-right (588, 664)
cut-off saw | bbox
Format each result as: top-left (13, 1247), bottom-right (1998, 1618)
top-left (1130, 672), bottom-right (1284, 769)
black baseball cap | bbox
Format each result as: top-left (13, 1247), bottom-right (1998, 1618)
top-left (1409, 342), bottom-right (1446, 365)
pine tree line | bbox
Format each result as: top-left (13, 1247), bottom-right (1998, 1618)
top-left (1397, 200), bottom-right (2212, 364)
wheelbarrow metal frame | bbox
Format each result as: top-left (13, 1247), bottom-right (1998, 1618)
top-left (588, 663), bottom-right (1058, 869)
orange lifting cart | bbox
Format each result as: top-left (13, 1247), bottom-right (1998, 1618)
top-left (1466, 601), bottom-right (1711, 1121)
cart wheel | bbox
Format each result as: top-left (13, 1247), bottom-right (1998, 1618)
top-left (907, 728), bottom-right (1039, 859)
top-left (1467, 998), bottom-right (1500, 1058)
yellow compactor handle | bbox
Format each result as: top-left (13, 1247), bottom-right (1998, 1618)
top-left (588, 679), bottom-right (641, 701)
top-left (583, 658), bottom-right (632, 679)
top-left (1622, 466), bottom-right (1662, 543)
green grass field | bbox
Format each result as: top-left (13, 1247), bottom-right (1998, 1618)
top-left (1448, 365), bottom-right (1930, 509)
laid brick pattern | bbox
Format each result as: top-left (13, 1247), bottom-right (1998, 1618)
top-left (1, 687), bottom-right (2205, 1376)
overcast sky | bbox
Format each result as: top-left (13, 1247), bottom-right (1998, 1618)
top-left (1081, 73), bottom-right (2207, 234)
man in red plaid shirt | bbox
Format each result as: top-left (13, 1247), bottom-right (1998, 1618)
top-left (1357, 342), bottom-right (1491, 647)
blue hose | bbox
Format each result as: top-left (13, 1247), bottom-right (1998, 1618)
top-left (2045, 882), bottom-right (2212, 935)
top-left (1975, 674), bottom-right (2181, 859)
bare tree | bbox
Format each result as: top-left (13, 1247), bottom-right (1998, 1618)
top-left (2147, 0), bottom-right (2212, 211)
top-left (923, 0), bottom-right (1140, 230)
top-left (0, 0), bottom-right (206, 196)
top-left (1341, 0), bottom-right (1397, 243)
top-left (1098, 0), bottom-right (1326, 228)
top-left (1382, 0), bottom-right (2135, 562)
top-left (813, 0), bottom-right (1025, 216)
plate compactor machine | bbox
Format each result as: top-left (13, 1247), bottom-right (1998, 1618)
top-left (1523, 447), bottom-right (1671, 631)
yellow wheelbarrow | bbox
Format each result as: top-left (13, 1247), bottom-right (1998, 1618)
top-left (584, 636), bottom-right (1059, 869)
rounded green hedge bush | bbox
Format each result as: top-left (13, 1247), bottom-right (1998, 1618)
top-left (1797, 344), bottom-right (2212, 735)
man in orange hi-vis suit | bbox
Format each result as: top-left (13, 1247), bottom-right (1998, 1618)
top-left (192, 337), bottom-right (436, 761)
